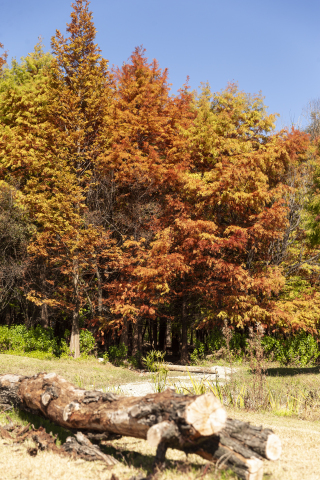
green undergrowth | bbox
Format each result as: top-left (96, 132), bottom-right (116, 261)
top-left (190, 327), bottom-right (320, 367)
top-left (0, 325), bottom-right (96, 359)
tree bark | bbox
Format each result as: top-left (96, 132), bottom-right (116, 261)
top-left (172, 327), bottom-right (180, 357)
top-left (70, 259), bottom-right (80, 358)
top-left (158, 317), bottom-right (167, 352)
top-left (41, 304), bottom-right (49, 329)
top-left (120, 317), bottom-right (128, 351)
top-left (223, 418), bottom-right (282, 461)
top-left (132, 318), bottom-right (141, 357)
top-left (95, 263), bottom-right (103, 317)
top-left (181, 296), bottom-right (188, 363)
top-left (166, 320), bottom-right (171, 353)
top-left (152, 318), bottom-right (158, 350)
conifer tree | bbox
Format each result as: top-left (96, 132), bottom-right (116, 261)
top-left (0, 43), bottom-right (7, 73)
top-left (0, 1), bottom-right (112, 357)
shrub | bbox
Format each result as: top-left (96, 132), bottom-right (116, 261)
top-left (79, 329), bottom-right (96, 357)
top-left (0, 325), bottom-right (58, 355)
top-left (262, 332), bottom-right (319, 366)
top-left (0, 325), bottom-right (97, 359)
top-left (107, 343), bottom-right (127, 366)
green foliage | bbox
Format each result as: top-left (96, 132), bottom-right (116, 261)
top-left (280, 276), bottom-right (314, 300)
top-left (142, 350), bottom-right (166, 372)
top-left (107, 343), bottom-right (128, 366)
top-left (190, 340), bottom-right (206, 364)
top-left (79, 329), bottom-right (96, 357)
top-left (0, 325), bottom-right (97, 359)
top-left (143, 350), bottom-right (168, 392)
top-left (190, 328), bottom-right (248, 363)
top-left (262, 332), bottom-right (319, 366)
top-left (0, 324), bottom-right (58, 355)
top-left (191, 328), bottom-right (319, 367)
top-left (128, 351), bottom-right (142, 369)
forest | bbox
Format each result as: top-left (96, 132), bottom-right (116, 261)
top-left (1, 0), bottom-right (320, 363)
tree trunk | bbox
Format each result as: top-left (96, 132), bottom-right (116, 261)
top-left (120, 317), bottom-right (128, 350)
top-left (172, 329), bottom-right (180, 357)
top-left (166, 320), bottom-right (171, 353)
top-left (40, 266), bottom-right (49, 328)
top-left (70, 259), bottom-right (80, 358)
top-left (181, 296), bottom-right (188, 363)
top-left (132, 318), bottom-right (141, 357)
top-left (158, 317), bottom-right (167, 352)
top-left (96, 264), bottom-right (103, 317)
top-left (41, 304), bottom-right (49, 329)
top-left (152, 318), bottom-right (158, 350)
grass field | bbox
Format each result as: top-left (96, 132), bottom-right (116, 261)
top-left (1, 354), bottom-right (320, 479)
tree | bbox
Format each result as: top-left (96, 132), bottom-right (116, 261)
top-left (0, 43), bottom-right (7, 74)
top-left (0, 182), bottom-right (33, 319)
top-left (95, 46), bottom-right (194, 353)
top-left (0, 1), bottom-right (113, 357)
top-left (131, 84), bottom-right (313, 360)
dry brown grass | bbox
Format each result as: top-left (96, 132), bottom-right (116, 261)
top-left (0, 430), bottom-right (235, 480)
top-left (229, 409), bottom-right (320, 480)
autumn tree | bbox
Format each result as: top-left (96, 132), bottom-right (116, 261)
top-left (0, 2), bottom-right (113, 356)
top-left (0, 43), bottom-right (7, 74)
top-left (129, 84), bottom-right (312, 361)
top-left (95, 46), bottom-right (194, 353)
top-left (0, 182), bottom-right (33, 322)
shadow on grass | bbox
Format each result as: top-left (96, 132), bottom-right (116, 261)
top-left (266, 366), bottom-right (320, 377)
top-left (100, 443), bottom-right (237, 478)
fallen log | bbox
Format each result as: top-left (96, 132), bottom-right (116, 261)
top-left (157, 364), bottom-right (218, 375)
top-left (0, 373), bottom-right (281, 479)
top-left (0, 373), bottom-right (226, 442)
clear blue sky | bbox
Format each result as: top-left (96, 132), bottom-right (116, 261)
top-left (1, 0), bottom-right (319, 129)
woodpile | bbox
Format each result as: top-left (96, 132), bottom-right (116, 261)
top-left (0, 373), bottom-right (281, 479)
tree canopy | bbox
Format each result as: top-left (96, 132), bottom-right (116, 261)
top-left (0, 0), bottom-right (319, 359)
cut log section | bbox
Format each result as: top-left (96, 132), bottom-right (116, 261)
top-left (157, 364), bottom-right (218, 375)
top-left (224, 418), bottom-right (282, 461)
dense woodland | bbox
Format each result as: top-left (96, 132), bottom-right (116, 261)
top-left (1, 0), bottom-right (320, 361)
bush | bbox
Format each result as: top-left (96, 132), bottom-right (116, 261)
top-left (194, 327), bottom-right (319, 367)
top-left (262, 332), bottom-right (319, 367)
top-left (0, 325), bottom-right (58, 355)
top-left (107, 343), bottom-right (127, 366)
top-left (79, 329), bottom-right (96, 357)
top-left (0, 325), bottom-right (97, 359)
